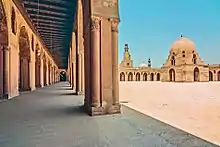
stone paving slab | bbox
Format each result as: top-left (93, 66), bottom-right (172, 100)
top-left (0, 82), bottom-right (218, 147)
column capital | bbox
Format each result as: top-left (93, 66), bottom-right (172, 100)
top-left (109, 18), bottom-right (120, 32)
top-left (1, 45), bottom-right (10, 51)
top-left (90, 16), bottom-right (101, 31)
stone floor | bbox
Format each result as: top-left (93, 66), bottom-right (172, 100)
top-left (0, 82), bottom-right (218, 147)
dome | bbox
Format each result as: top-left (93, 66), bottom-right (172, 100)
top-left (170, 36), bottom-right (195, 52)
top-left (139, 62), bottom-right (148, 68)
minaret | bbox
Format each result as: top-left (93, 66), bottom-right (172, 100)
top-left (148, 57), bottom-right (151, 68)
top-left (123, 44), bottom-right (131, 60)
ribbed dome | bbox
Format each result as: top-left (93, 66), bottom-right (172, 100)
top-left (171, 36), bottom-right (195, 52)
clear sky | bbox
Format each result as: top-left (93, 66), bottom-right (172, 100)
top-left (118, 0), bottom-right (220, 67)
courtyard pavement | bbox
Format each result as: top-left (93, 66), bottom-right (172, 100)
top-left (0, 82), bottom-right (218, 147)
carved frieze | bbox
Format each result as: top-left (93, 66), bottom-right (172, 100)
top-left (91, 0), bottom-right (119, 19)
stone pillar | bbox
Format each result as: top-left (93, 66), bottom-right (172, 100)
top-left (81, 51), bottom-right (85, 93)
top-left (90, 16), bottom-right (101, 108)
top-left (77, 53), bottom-right (82, 94)
top-left (46, 62), bottom-right (49, 85)
top-left (110, 18), bottom-right (120, 106)
top-left (2, 46), bottom-right (9, 99)
top-left (40, 58), bottom-right (44, 87)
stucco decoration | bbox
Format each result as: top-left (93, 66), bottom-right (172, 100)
top-left (91, 0), bottom-right (119, 19)
top-left (0, 0), bottom-right (8, 45)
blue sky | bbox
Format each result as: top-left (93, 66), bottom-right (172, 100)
top-left (118, 0), bottom-right (220, 67)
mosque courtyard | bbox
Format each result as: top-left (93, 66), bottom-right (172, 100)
top-left (120, 81), bottom-right (220, 146)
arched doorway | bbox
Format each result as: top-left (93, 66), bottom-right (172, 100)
top-left (143, 73), bottom-right (147, 81)
top-left (0, 1), bottom-right (8, 98)
top-left (194, 67), bottom-right (200, 82)
top-left (217, 71), bottom-right (220, 81)
top-left (60, 71), bottom-right (66, 81)
top-left (128, 72), bottom-right (133, 81)
top-left (19, 26), bottom-right (31, 91)
top-left (209, 71), bottom-right (213, 81)
top-left (136, 72), bottom-right (140, 81)
top-left (120, 72), bottom-right (125, 81)
top-left (156, 73), bottom-right (160, 81)
top-left (169, 68), bottom-right (175, 82)
top-left (150, 73), bottom-right (154, 81)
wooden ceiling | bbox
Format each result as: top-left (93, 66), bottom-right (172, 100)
top-left (20, 0), bottom-right (77, 68)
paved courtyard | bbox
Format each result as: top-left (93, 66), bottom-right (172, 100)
top-left (0, 82), bottom-right (218, 147)
top-left (120, 81), bottom-right (220, 146)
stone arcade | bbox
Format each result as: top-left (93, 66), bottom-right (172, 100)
top-left (0, 0), bottom-right (121, 116)
top-left (119, 36), bottom-right (220, 82)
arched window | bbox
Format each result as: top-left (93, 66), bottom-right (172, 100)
top-left (143, 73), bottom-right (147, 81)
top-left (150, 73), bottom-right (154, 81)
top-left (209, 71), bottom-right (213, 81)
top-left (171, 55), bottom-right (175, 66)
top-left (120, 72), bottom-right (125, 81)
top-left (11, 7), bottom-right (16, 34)
top-left (136, 72), bottom-right (140, 81)
top-left (193, 54), bottom-right (197, 64)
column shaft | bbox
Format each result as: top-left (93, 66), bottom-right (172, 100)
top-left (111, 19), bottom-right (120, 105)
top-left (2, 46), bottom-right (9, 98)
top-left (90, 17), bottom-right (101, 107)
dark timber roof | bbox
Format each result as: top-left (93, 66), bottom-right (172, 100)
top-left (20, 0), bottom-right (77, 69)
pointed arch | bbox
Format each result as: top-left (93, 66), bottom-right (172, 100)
top-left (217, 71), bottom-right (220, 81)
top-left (136, 72), bottom-right (140, 81)
top-left (0, 0), bottom-right (9, 98)
top-left (169, 68), bottom-right (175, 82)
top-left (156, 73), bottom-right (160, 81)
top-left (150, 73), bottom-right (154, 81)
top-left (209, 71), bottom-right (213, 81)
top-left (128, 72), bottom-right (133, 81)
top-left (120, 72), bottom-right (125, 81)
top-left (194, 67), bottom-right (199, 82)
top-left (143, 73), bottom-right (147, 81)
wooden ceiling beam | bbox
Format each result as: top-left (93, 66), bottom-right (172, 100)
top-left (26, 8), bottom-right (68, 17)
top-left (23, 1), bottom-right (69, 11)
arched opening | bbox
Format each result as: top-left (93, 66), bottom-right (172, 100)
top-left (128, 72), bottom-right (133, 81)
top-left (169, 68), bottom-right (175, 82)
top-left (136, 72), bottom-right (140, 81)
top-left (11, 7), bottom-right (16, 35)
top-left (156, 73), bottom-right (160, 81)
top-left (120, 72), bottom-right (125, 81)
top-left (150, 73), bottom-right (154, 81)
top-left (19, 26), bottom-right (31, 91)
top-left (143, 73), bottom-right (147, 81)
top-left (194, 67), bottom-right (200, 82)
top-left (35, 45), bottom-right (41, 87)
top-left (193, 54), bottom-right (197, 64)
top-left (209, 71), bottom-right (213, 81)
top-left (217, 71), bottom-right (220, 81)
top-left (0, 1), bottom-right (8, 98)
top-left (171, 55), bottom-right (175, 66)
top-left (60, 71), bottom-right (66, 81)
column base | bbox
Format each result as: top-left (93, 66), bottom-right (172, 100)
top-left (76, 91), bottom-right (84, 95)
top-left (87, 104), bottom-right (121, 116)
top-left (0, 94), bottom-right (9, 100)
